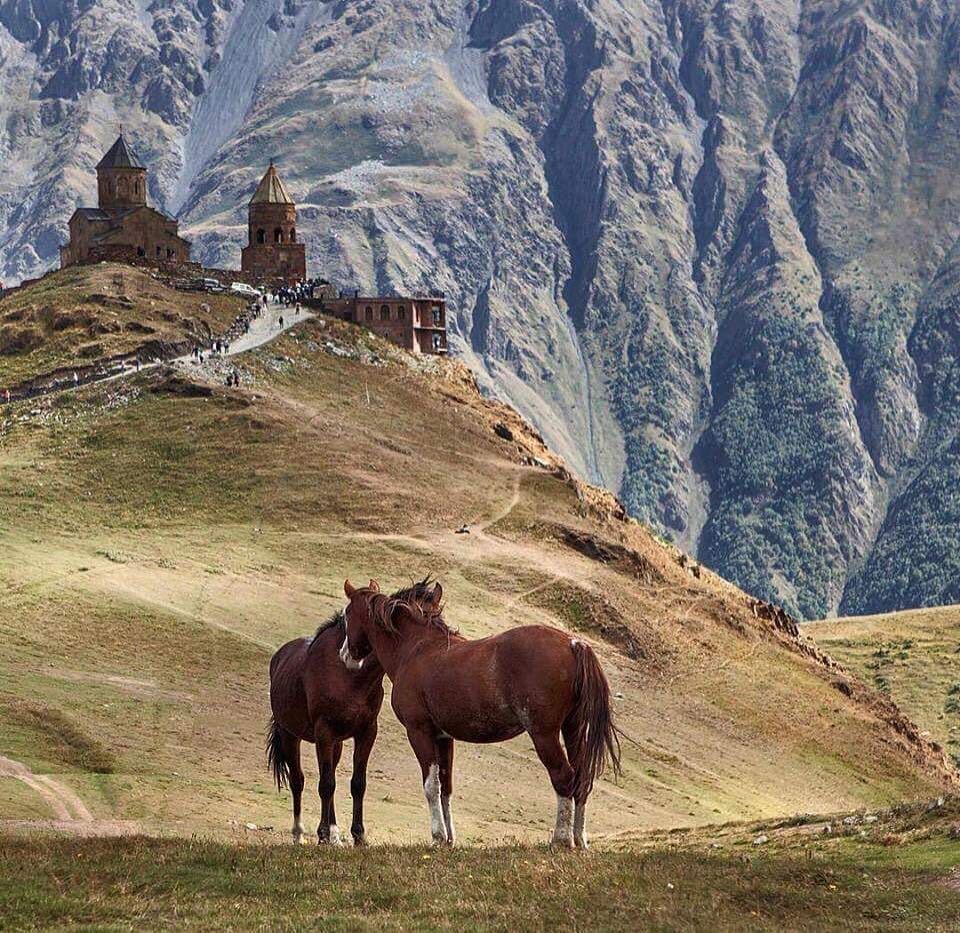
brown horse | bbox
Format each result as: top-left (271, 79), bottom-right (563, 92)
top-left (267, 580), bottom-right (441, 845)
top-left (339, 580), bottom-right (621, 848)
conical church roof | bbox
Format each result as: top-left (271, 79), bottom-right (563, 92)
top-left (96, 135), bottom-right (145, 170)
top-left (250, 162), bottom-right (294, 205)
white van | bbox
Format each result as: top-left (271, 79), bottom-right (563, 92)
top-left (231, 282), bottom-right (261, 298)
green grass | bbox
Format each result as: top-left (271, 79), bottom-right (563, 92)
top-left (0, 835), bottom-right (958, 931)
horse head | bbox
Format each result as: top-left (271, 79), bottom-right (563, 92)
top-left (340, 579), bottom-right (379, 670)
top-left (340, 578), bottom-right (445, 671)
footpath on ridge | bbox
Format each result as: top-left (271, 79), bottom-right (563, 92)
top-left (1, 299), bottom-right (313, 406)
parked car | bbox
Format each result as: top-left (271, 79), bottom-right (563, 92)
top-left (230, 282), bottom-right (261, 298)
top-left (202, 277), bottom-right (224, 292)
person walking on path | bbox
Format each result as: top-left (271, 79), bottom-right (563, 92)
top-left (73, 371), bottom-right (79, 388)
top-left (278, 315), bottom-right (284, 329)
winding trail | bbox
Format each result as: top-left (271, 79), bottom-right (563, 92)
top-left (3, 300), bottom-right (313, 406)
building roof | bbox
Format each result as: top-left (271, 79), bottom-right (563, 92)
top-left (75, 208), bottom-right (111, 221)
top-left (250, 162), bottom-right (294, 205)
top-left (96, 135), bottom-right (145, 170)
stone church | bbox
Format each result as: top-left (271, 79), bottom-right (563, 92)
top-left (60, 135), bottom-right (191, 269)
top-left (240, 162), bottom-right (306, 285)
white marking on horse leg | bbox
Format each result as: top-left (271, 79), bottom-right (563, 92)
top-left (424, 764), bottom-right (446, 844)
top-left (328, 824), bottom-right (343, 846)
top-left (292, 817), bottom-right (305, 845)
top-left (441, 794), bottom-right (456, 845)
top-left (551, 795), bottom-right (575, 848)
top-left (574, 801), bottom-right (588, 849)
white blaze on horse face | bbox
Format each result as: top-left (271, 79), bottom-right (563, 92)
top-left (552, 795), bottom-right (575, 848)
top-left (573, 801), bottom-right (588, 850)
top-left (339, 635), bottom-right (363, 671)
top-left (423, 764), bottom-right (446, 843)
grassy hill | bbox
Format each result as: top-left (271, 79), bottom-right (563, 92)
top-left (809, 607), bottom-right (960, 769)
top-left (0, 268), bottom-right (953, 851)
top-left (0, 264), bottom-right (243, 388)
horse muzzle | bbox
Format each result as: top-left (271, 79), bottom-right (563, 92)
top-left (339, 636), bottom-right (364, 671)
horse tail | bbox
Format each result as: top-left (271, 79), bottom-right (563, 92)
top-left (266, 716), bottom-right (292, 791)
top-left (568, 640), bottom-right (622, 801)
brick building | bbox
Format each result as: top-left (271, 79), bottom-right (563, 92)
top-left (240, 163), bottom-right (306, 286)
top-left (312, 290), bottom-right (448, 355)
top-left (60, 135), bottom-right (191, 269)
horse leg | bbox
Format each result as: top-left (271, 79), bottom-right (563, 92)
top-left (562, 721), bottom-right (589, 850)
top-left (315, 733), bottom-right (343, 845)
top-left (437, 736), bottom-right (455, 846)
top-left (285, 733), bottom-right (306, 845)
top-left (350, 720), bottom-right (378, 846)
top-left (530, 730), bottom-right (576, 848)
top-left (405, 724), bottom-right (446, 845)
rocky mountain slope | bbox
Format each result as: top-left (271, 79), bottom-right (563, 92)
top-left (3, 0), bottom-right (960, 619)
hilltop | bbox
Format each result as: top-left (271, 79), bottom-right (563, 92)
top-left (0, 264), bottom-right (244, 391)
top-left (0, 268), bottom-right (954, 848)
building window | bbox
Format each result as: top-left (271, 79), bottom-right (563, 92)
top-left (156, 246), bottom-right (162, 258)
top-left (274, 228), bottom-right (284, 243)
top-left (289, 227), bottom-right (296, 243)
top-left (256, 229), bottom-right (266, 245)
top-left (397, 306), bottom-right (406, 320)
top-left (432, 307), bottom-right (442, 326)
top-left (433, 334), bottom-right (442, 351)
top-left (137, 246), bottom-right (145, 257)
top-left (167, 248), bottom-right (174, 259)
top-left (364, 306), bottom-right (373, 321)
top-left (380, 305), bottom-right (390, 320)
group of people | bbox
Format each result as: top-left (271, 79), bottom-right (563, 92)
top-left (268, 276), bottom-right (327, 307)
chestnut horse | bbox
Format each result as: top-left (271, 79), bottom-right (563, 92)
top-left (266, 580), bottom-right (439, 845)
top-left (339, 580), bottom-right (621, 848)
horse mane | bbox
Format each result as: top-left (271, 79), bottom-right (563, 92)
top-left (367, 577), bottom-right (456, 637)
top-left (313, 609), bottom-right (344, 639)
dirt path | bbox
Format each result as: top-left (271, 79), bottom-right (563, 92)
top-left (3, 300), bottom-right (312, 405)
top-left (0, 754), bottom-right (139, 837)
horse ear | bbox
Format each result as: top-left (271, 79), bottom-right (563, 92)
top-left (369, 579), bottom-right (380, 593)
top-left (344, 580), bottom-right (356, 598)
top-left (430, 582), bottom-right (443, 606)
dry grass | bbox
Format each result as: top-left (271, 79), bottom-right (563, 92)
top-left (0, 307), bottom-right (953, 851)
top-left (0, 264), bottom-right (243, 386)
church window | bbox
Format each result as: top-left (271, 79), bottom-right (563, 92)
top-left (156, 246), bottom-right (162, 258)
top-left (380, 305), bottom-right (390, 320)
top-left (274, 228), bottom-right (284, 243)
top-left (364, 306), bottom-right (373, 321)
top-left (256, 229), bottom-right (266, 244)
top-left (432, 307), bottom-right (442, 326)
top-left (289, 227), bottom-right (296, 243)
top-left (397, 306), bottom-right (406, 320)
top-left (167, 248), bottom-right (174, 259)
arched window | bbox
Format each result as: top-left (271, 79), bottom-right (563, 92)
top-left (167, 248), bottom-right (174, 259)
top-left (274, 228), bottom-right (284, 244)
top-left (397, 306), bottom-right (406, 320)
top-left (432, 306), bottom-right (442, 326)
top-left (256, 229), bottom-right (266, 245)
top-left (380, 305), bottom-right (390, 320)
top-left (289, 227), bottom-right (296, 243)
top-left (364, 306), bottom-right (373, 321)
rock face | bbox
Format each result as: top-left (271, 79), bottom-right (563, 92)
top-left (4, 0), bottom-right (960, 618)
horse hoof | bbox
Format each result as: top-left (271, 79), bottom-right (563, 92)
top-left (352, 834), bottom-right (368, 847)
top-left (550, 837), bottom-right (575, 850)
top-left (292, 833), bottom-right (306, 846)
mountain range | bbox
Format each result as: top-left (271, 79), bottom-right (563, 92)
top-left (3, 0), bottom-right (960, 619)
